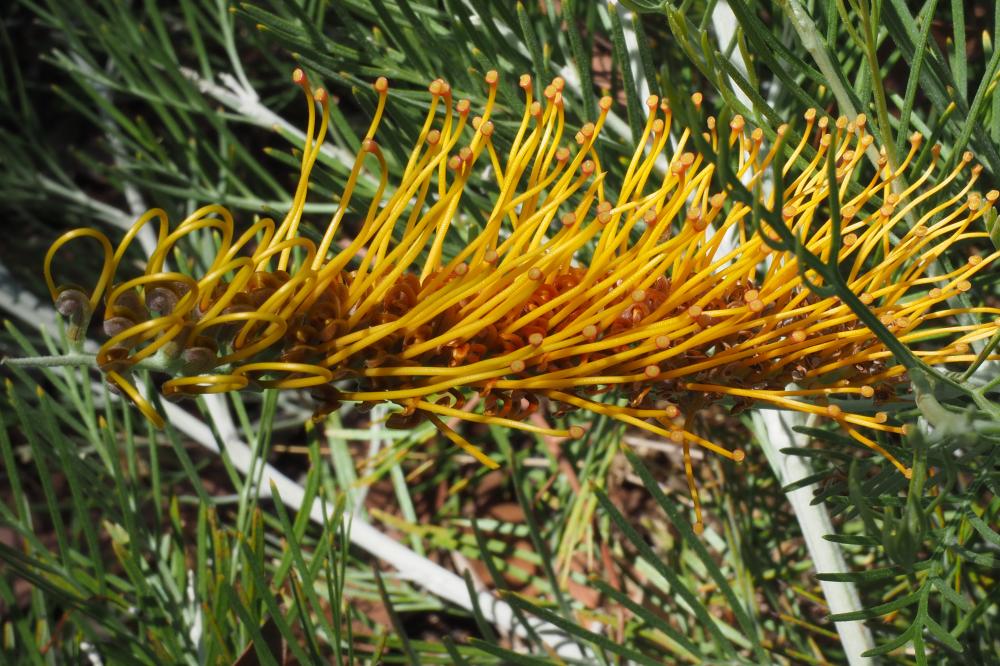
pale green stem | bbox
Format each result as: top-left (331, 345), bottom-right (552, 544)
top-left (3, 352), bottom-right (181, 374)
top-left (782, 0), bottom-right (882, 168)
top-left (3, 353), bottom-right (98, 368)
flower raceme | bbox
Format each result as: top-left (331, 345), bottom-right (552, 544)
top-left (44, 69), bottom-right (1000, 531)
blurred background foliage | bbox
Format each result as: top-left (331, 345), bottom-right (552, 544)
top-left (1, 0), bottom-right (999, 663)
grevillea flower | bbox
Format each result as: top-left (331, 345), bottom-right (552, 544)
top-left (44, 69), bottom-right (1000, 531)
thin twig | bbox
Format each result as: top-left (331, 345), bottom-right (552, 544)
top-left (751, 409), bottom-right (875, 665)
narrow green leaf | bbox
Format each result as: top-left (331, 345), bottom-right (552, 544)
top-left (469, 517), bottom-right (544, 646)
top-left (466, 639), bottom-right (554, 665)
top-left (227, 585), bottom-right (280, 666)
top-left (862, 623), bottom-right (916, 657)
top-left (623, 448), bottom-right (766, 660)
top-left (563, 0), bottom-right (597, 120)
top-left (968, 510), bottom-right (1000, 547)
top-left (589, 578), bottom-right (703, 660)
top-left (462, 570), bottom-right (498, 645)
top-left (829, 590), bottom-right (921, 621)
top-left (949, 0), bottom-right (967, 99)
top-left (924, 613), bottom-right (962, 653)
top-left (9, 386), bottom-right (71, 564)
top-left (504, 592), bottom-right (662, 666)
top-left (817, 562), bottom-right (927, 583)
top-left (609, 2), bottom-right (643, 143)
top-left (517, 2), bottom-right (548, 84)
top-left (594, 488), bottom-right (737, 658)
top-left (37, 393), bottom-right (106, 591)
top-left (441, 637), bottom-right (472, 665)
top-left (896, 0), bottom-right (940, 147)
top-left (631, 12), bottom-right (658, 95)
top-left (239, 539), bottom-right (312, 666)
top-left (931, 577), bottom-right (973, 613)
top-left (372, 566), bottom-right (421, 666)
top-left (994, 4), bottom-right (1000, 142)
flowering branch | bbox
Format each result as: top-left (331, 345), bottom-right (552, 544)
top-left (25, 68), bottom-right (1000, 532)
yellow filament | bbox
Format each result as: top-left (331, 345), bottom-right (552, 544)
top-left (416, 399), bottom-right (575, 438)
top-left (234, 362), bottom-right (334, 389)
top-left (44, 228), bottom-right (115, 310)
top-left (97, 314), bottom-right (185, 368)
top-left (162, 374), bottom-right (249, 397)
top-left (106, 371), bottom-right (165, 429)
top-left (426, 413), bottom-right (500, 469)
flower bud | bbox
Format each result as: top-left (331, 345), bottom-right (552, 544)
top-left (54, 286), bottom-right (92, 340)
top-left (180, 345), bottom-right (217, 374)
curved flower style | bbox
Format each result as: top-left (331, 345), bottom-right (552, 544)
top-left (45, 69), bottom-right (1000, 531)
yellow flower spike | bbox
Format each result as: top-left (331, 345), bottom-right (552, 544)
top-left (42, 70), bottom-right (1000, 537)
top-left (481, 120), bottom-right (507, 184)
top-left (631, 118), bottom-right (672, 198)
top-left (253, 238), bottom-right (318, 280)
top-left (532, 85), bottom-right (567, 186)
top-left (842, 426), bottom-right (911, 478)
top-left (791, 127), bottom-right (834, 200)
top-left (422, 157), bottom-right (486, 281)
top-left (469, 74), bottom-right (501, 135)
top-left (523, 82), bottom-right (561, 169)
top-left (503, 145), bottom-right (573, 217)
top-left (346, 218), bottom-right (459, 325)
top-left (291, 68), bottom-right (317, 154)
top-left (321, 111), bottom-right (469, 283)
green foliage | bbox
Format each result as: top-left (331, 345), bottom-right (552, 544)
top-left (797, 419), bottom-right (1000, 662)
